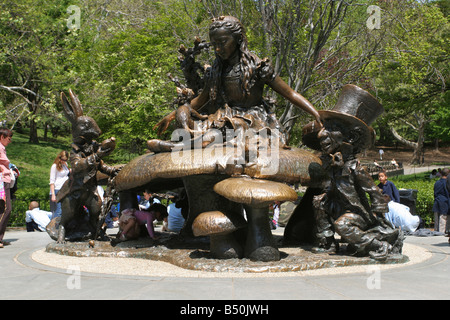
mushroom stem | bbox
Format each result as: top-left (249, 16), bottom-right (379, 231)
top-left (210, 233), bottom-right (243, 259)
top-left (244, 204), bottom-right (280, 261)
top-left (182, 175), bottom-right (242, 237)
top-left (192, 210), bottom-right (246, 259)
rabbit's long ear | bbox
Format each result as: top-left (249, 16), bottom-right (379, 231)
top-left (68, 89), bottom-right (84, 117)
top-left (60, 91), bottom-right (77, 124)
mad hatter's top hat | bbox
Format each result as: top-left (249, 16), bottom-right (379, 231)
top-left (302, 84), bottom-right (384, 151)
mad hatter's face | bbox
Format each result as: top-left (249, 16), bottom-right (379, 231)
top-left (318, 128), bottom-right (343, 154)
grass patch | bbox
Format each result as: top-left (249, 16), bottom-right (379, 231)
top-left (9, 132), bottom-right (70, 191)
top-left (6, 131), bottom-right (71, 226)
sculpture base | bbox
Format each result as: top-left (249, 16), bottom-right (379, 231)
top-left (45, 232), bottom-right (408, 273)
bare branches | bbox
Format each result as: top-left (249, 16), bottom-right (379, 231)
top-left (0, 85), bottom-right (36, 105)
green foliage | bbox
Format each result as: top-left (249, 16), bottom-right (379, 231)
top-left (428, 90), bottom-right (450, 143)
top-left (368, 1), bottom-right (449, 146)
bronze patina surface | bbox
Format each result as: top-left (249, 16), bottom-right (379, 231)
top-left (45, 233), bottom-right (408, 273)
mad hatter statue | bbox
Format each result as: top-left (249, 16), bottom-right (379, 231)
top-left (301, 84), bottom-right (404, 261)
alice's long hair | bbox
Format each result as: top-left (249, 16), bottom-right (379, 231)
top-left (208, 16), bottom-right (258, 101)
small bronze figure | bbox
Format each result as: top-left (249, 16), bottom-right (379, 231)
top-left (301, 84), bottom-right (404, 260)
top-left (54, 90), bottom-right (119, 243)
top-left (149, 15), bottom-right (322, 152)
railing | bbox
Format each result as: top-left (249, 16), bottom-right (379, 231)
top-left (362, 161), bottom-right (404, 178)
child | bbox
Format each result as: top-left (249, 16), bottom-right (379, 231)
top-left (118, 203), bottom-right (168, 241)
top-left (377, 170), bottom-right (400, 203)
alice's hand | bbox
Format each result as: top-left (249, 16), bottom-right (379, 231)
top-left (314, 114), bottom-right (323, 129)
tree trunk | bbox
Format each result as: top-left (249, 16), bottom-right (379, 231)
top-left (434, 138), bottom-right (439, 152)
top-left (27, 85), bottom-right (40, 144)
top-left (389, 120), bottom-right (426, 166)
top-left (411, 118), bottom-right (426, 165)
top-left (28, 117), bottom-right (39, 144)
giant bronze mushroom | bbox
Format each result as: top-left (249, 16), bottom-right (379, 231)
top-left (192, 210), bottom-right (246, 259)
top-left (213, 177), bottom-right (298, 261)
top-left (113, 145), bottom-right (322, 261)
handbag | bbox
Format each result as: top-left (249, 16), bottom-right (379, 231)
top-left (9, 168), bottom-right (15, 188)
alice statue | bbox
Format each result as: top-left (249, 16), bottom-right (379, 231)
top-left (148, 16), bottom-right (322, 153)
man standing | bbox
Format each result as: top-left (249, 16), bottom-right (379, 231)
top-left (0, 128), bottom-right (13, 248)
top-left (432, 168), bottom-right (449, 234)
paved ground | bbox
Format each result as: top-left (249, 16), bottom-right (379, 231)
top-left (0, 227), bottom-right (449, 301)
top-left (1, 164), bottom-right (447, 303)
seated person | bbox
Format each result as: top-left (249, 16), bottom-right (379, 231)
top-left (373, 160), bottom-right (383, 170)
top-left (26, 201), bottom-right (52, 232)
top-left (391, 159), bottom-right (399, 168)
top-left (165, 201), bottom-right (185, 233)
top-left (430, 169), bottom-right (437, 179)
top-left (138, 189), bottom-right (161, 210)
top-left (103, 204), bottom-right (119, 229)
top-left (384, 196), bottom-right (421, 233)
top-left (117, 203), bottom-right (168, 241)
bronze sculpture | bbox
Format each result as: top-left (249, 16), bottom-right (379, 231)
top-left (114, 16), bottom-right (324, 261)
top-left (148, 15), bottom-right (322, 152)
top-left (294, 84), bottom-right (404, 260)
top-left (50, 16), bottom-right (405, 265)
top-left (48, 90), bottom-right (119, 243)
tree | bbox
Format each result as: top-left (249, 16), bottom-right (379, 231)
top-left (185, 0), bottom-right (400, 144)
top-left (368, 0), bottom-right (449, 164)
top-left (0, 0), bottom-right (73, 142)
top-left (60, 0), bottom-right (197, 157)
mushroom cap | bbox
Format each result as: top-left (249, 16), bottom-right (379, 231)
top-left (213, 177), bottom-right (298, 206)
top-left (192, 211), bottom-right (246, 237)
top-left (114, 146), bottom-right (321, 192)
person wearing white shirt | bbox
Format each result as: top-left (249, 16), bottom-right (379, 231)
top-left (49, 151), bottom-right (70, 218)
top-left (385, 200), bottom-right (420, 233)
top-left (166, 202), bottom-right (185, 232)
top-left (26, 201), bottom-right (52, 232)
